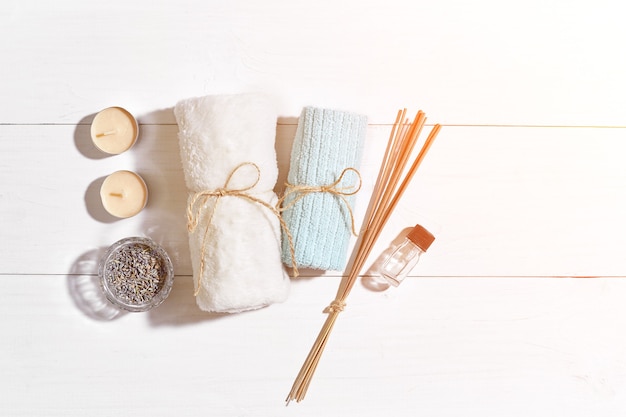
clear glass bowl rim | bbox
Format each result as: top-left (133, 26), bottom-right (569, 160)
top-left (98, 236), bottom-right (174, 312)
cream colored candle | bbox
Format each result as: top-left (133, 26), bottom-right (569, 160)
top-left (90, 107), bottom-right (138, 154)
top-left (100, 170), bottom-right (148, 218)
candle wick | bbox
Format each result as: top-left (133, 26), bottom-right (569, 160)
top-left (96, 130), bottom-right (117, 138)
top-left (110, 192), bottom-right (124, 198)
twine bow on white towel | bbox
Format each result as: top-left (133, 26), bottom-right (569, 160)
top-left (186, 162), bottom-right (298, 296)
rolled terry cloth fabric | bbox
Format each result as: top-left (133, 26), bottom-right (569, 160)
top-left (174, 93), bottom-right (289, 313)
top-left (281, 106), bottom-right (367, 271)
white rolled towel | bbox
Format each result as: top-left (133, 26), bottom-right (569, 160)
top-left (174, 93), bottom-right (290, 313)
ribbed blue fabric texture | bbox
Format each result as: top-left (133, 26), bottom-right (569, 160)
top-left (281, 107), bottom-right (367, 271)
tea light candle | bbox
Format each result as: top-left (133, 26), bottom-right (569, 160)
top-left (90, 107), bottom-right (139, 154)
top-left (100, 170), bottom-right (148, 218)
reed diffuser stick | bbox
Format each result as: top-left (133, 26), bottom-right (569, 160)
top-left (286, 109), bottom-right (442, 404)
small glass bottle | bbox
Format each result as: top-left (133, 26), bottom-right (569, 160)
top-left (379, 224), bottom-right (435, 287)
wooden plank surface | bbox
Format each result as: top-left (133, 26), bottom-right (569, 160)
top-left (1, 124), bottom-right (624, 277)
top-left (1, 0), bottom-right (625, 125)
top-left (3, 275), bottom-right (626, 416)
top-left (2, 0), bottom-right (626, 415)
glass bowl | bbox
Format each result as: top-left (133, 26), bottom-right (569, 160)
top-left (98, 237), bottom-right (174, 312)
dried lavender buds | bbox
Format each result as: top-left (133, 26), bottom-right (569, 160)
top-left (99, 237), bottom-right (174, 312)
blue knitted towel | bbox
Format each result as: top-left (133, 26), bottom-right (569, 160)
top-left (281, 107), bottom-right (367, 271)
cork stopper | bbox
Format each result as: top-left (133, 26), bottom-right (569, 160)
top-left (406, 224), bottom-right (435, 252)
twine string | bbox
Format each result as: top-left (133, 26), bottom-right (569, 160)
top-left (324, 299), bottom-right (346, 314)
top-left (278, 167), bottom-right (362, 236)
top-left (186, 162), bottom-right (298, 296)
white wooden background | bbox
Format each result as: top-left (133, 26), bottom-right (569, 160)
top-left (2, 0), bottom-right (626, 415)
